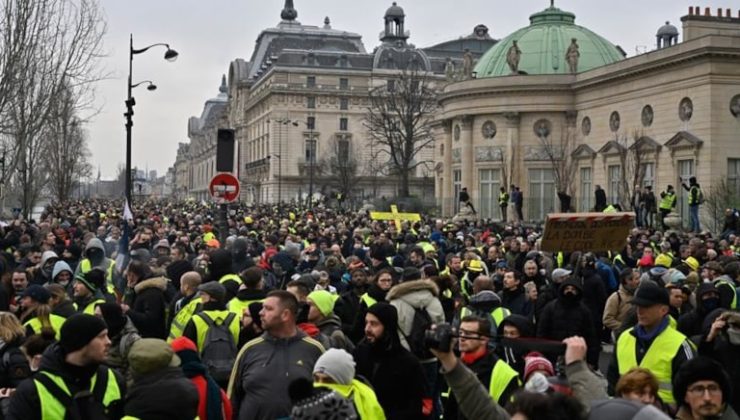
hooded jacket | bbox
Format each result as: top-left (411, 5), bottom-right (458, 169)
top-left (74, 238), bottom-right (119, 292)
top-left (209, 250), bottom-right (240, 301)
top-left (124, 366), bottom-right (198, 419)
top-left (536, 278), bottom-right (600, 366)
top-left (678, 282), bottom-right (723, 340)
top-left (126, 277), bottom-right (168, 339)
top-left (32, 251), bottom-right (58, 285)
top-left (353, 303), bottom-right (426, 420)
top-left (7, 343), bottom-right (126, 420)
top-left (315, 314), bottom-right (354, 353)
top-left (227, 330), bottom-right (325, 420)
top-left (387, 280), bottom-right (445, 356)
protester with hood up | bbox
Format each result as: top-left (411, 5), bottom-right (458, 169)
top-left (95, 302), bottom-right (140, 382)
top-left (50, 260), bottom-right (74, 295)
top-left (74, 238), bottom-right (119, 295)
top-left (537, 277), bottom-right (601, 367)
top-left (208, 249), bottom-right (241, 301)
top-left (122, 260), bottom-right (168, 339)
top-left (172, 336), bottom-right (233, 420)
top-left (672, 356), bottom-right (738, 420)
top-left (353, 302), bottom-right (425, 420)
top-left (231, 238), bottom-right (254, 274)
top-left (124, 338), bottom-right (199, 419)
top-left (678, 282), bottom-right (725, 341)
top-left (700, 310), bottom-right (740, 412)
top-left (496, 314), bottom-right (536, 376)
top-left (31, 251), bottom-right (58, 286)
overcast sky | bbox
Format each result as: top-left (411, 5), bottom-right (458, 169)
top-left (88, 0), bottom-right (732, 180)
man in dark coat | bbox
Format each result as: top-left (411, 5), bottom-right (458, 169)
top-left (678, 282), bottom-right (726, 342)
top-left (594, 185), bottom-right (607, 212)
top-left (498, 270), bottom-right (530, 317)
top-left (353, 302), bottom-right (425, 420)
top-left (699, 310), bottom-right (740, 412)
top-left (536, 278), bottom-right (601, 367)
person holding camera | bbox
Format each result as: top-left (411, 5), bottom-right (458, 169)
top-left (443, 315), bottom-right (520, 420)
top-left (699, 310), bottom-right (740, 412)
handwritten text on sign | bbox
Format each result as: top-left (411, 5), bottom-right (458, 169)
top-left (541, 212), bottom-right (634, 253)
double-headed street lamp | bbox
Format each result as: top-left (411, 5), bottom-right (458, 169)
top-left (125, 34), bottom-right (178, 206)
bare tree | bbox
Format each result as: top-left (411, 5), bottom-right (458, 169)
top-left (702, 179), bottom-right (738, 235)
top-left (364, 68), bottom-right (437, 197)
top-left (1, 0), bottom-right (106, 218)
top-left (613, 131), bottom-right (650, 210)
top-left (45, 84), bottom-right (93, 202)
top-left (538, 128), bottom-right (577, 197)
top-left (318, 135), bottom-right (360, 203)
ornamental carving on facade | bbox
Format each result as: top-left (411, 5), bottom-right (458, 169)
top-left (454, 124), bottom-right (461, 141)
top-left (609, 111), bottom-right (620, 132)
top-left (731, 94), bottom-right (740, 118)
top-left (679, 97), bottom-right (693, 122)
top-left (475, 146), bottom-right (503, 162)
top-left (641, 105), bottom-right (654, 127)
top-left (452, 148), bottom-right (461, 163)
top-left (524, 145), bottom-right (558, 161)
top-left (481, 121), bottom-right (497, 139)
top-left (581, 117), bottom-right (591, 136)
top-left (533, 119), bottom-right (552, 138)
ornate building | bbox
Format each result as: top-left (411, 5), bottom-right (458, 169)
top-left (172, 142), bottom-right (190, 199)
top-left (435, 5), bottom-right (740, 224)
top-left (219, 1), bottom-right (495, 204)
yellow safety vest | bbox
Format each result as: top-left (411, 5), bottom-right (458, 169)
top-left (227, 297), bottom-right (265, 316)
top-left (168, 297), bottom-right (202, 342)
top-left (714, 279), bottom-right (738, 309)
top-left (498, 192), bottom-right (509, 206)
top-left (24, 314), bottom-right (66, 341)
top-left (688, 186), bottom-right (701, 206)
top-left (77, 298), bottom-right (106, 316)
top-left (659, 192), bottom-right (676, 210)
top-left (360, 293), bottom-right (377, 308)
top-left (556, 252), bottom-right (564, 268)
top-left (603, 205), bottom-right (617, 213)
top-left (489, 359), bottom-right (520, 404)
top-left (616, 325), bottom-right (692, 404)
top-left (34, 368), bottom-right (121, 420)
top-left (460, 306), bottom-right (511, 329)
top-left (191, 310), bottom-right (240, 352)
top-left (316, 380), bottom-right (387, 420)
top-left (219, 273), bottom-right (241, 286)
top-left (80, 259), bottom-right (116, 295)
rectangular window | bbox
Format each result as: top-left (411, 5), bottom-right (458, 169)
top-left (339, 78), bottom-right (349, 90)
top-left (306, 116), bottom-right (316, 130)
top-left (608, 165), bottom-right (621, 204)
top-left (528, 168), bottom-right (556, 221)
top-left (387, 80), bottom-right (395, 93)
top-left (305, 139), bottom-right (317, 163)
top-left (340, 97), bottom-right (349, 110)
top-left (580, 167), bottom-right (592, 212)
top-left (453, 170), bottom-right (462, 214)
top-left (728, 159), bottom-right (740, 197)
top-left (337, 140), bottom-right (350, 162)
top-left (641, 162), bottom-right (655, 188)
top-left (479, 169), bottom-right (501, 220)
top-left (307, 96), bottom-right (316, 109)
top-left (678, 159), bottom-right (695, 225)
top-left (306, 76), bottom-right (316, 87)
top-left (339, 117), bottom-right (348, 131)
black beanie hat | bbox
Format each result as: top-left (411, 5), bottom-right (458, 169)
top-left (367, 302), bottom-right (398, 330)
top-left (97, 303), bottom-right (127, 338)
top-left (673, 356), bottom-right (732, 407)
top-left (60, 314), bottom-right (107, 354)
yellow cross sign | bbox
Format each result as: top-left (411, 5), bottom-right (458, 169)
top-left (370, 205), bottom-right (421, 230)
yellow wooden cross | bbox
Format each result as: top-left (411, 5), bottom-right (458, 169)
top-left (370, 205), bottom-right (421, 230)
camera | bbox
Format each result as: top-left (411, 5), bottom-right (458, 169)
top-left (424, 323), bottom-right (458, 352)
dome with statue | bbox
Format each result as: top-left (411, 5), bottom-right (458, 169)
top-left (474, 3), bottom-right (624, 77)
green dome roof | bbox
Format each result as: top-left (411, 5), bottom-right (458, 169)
top-left (474, 6), bottom-right (624, 77)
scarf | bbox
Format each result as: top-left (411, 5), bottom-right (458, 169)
top-left (635, 316), bottom-right (669, 344)
top-left (461, 347), bottom-right (488, 366)
top-left (178, 350), bottom-right (223, 420)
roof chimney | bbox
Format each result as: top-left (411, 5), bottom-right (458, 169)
top-left (704, 7), bottom-right (711, 16)
top-left (717, 8), bottom-right (722, 17)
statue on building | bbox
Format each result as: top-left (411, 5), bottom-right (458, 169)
top-left (566, 38), bottom-right (580, 73)
top-left (444, 58), bottom-right (456, 82)
top-left (506, 40), bottom-right (522, 74)
top-left (462, 49), bottom-right (474, 80)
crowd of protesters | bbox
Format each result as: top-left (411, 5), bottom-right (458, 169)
top-left (0, 198), bottom-right (735, 419)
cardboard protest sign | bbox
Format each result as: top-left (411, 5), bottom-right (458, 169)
top-left (541, 212), bottom-right (634, 253)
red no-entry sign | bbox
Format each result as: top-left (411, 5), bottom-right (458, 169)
top-left (209, 173), bottom-right (240, 203)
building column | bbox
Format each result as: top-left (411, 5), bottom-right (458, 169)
top-left (503, 112), bottom-right (520, 191)
top-left (460, 115), bottom-right (475, 203)
top-left (441, 120), bottom-right (453, 216)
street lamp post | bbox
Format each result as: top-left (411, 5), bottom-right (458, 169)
top-left (308, 128), bottom-right (316, 209)
top-left (274, 118), bottom-right (299, 204)
top-left (125, 34), bottom-right (178, 206)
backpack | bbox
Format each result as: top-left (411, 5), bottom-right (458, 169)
top-left (403, 306), bottom-right (434, 360)
top-left (198, 312), bottom-right (237, 383)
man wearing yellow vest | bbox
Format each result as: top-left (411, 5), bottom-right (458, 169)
top-left (227, 267), bottom-right (267, 316)
top-left (167, 271), bottom-right (203, 342)
top-left (74, 238), bottom-right (119, 296)
top-left (73, 269), bottom-right (107, 315)
top-left (444, 315), bottom-right (520, 419)
top-left (8, 314), bottom-right (125, 419)
top-left (182, 282), bottom-right (240, 388)
top-left (609, 282), bottom-right (697, 407)
top-left (659, 185), bottom-right (677, 230)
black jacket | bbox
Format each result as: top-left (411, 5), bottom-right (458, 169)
top-left (0, 338), bottom-right (31, 388)
top-left (699, 330), bottom-right (740, 412)
top-left (7, 344), bottom-right (125, 420)
top-left (580, 268), bottom-right (607, 334)
top-left (123, 367), bottom-right (198, 420)
top-left (595, 188), bottom-right (607, 211)
top-left (126, 277), bottom-right (168, 339)
top-left (52, 300), bottom-right (77, 318)
top-left (350, 284), bottom-right (387, 343)
top-left (353, 336), bottom-right (425, 420)
top-left (499, 286), bottom-right (530, 318)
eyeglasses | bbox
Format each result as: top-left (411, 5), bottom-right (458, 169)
top-left (687, 384), bottom-right (722, 397)
top-left (458, 329), bottom-right (482, 340)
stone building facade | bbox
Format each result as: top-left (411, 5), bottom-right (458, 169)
top-left (435, 5), bottom-right (740, 225)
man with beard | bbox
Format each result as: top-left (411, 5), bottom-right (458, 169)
top-left (353, 302), bottom-right (425, 419)
top-left (536, 277), bottom-right (600, 367)
top-left (673, 357), bottom-right (738, 420)
top-left (350, 268), bottom-right (394, 343)
top-left (334, 268), bottom-right (370, 337)
top-left (700, 310), bottom-right (740, 412)
top-left (499, 270), bottom-right (530, 317)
